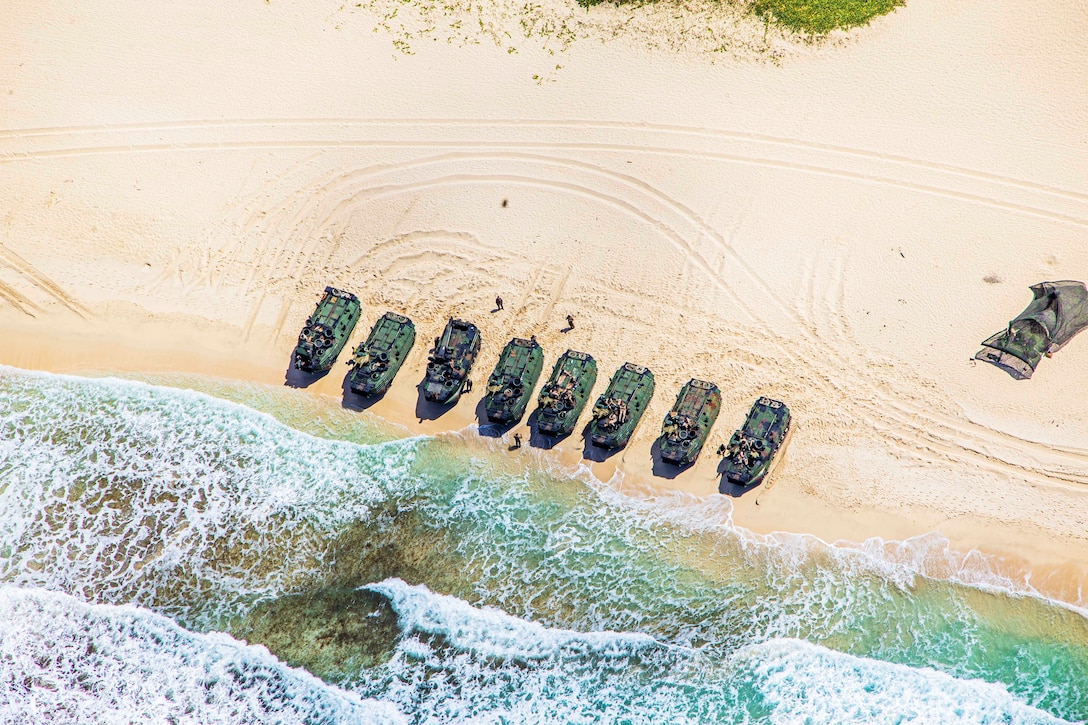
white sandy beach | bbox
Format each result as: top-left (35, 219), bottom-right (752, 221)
top-left (2, 0), bottom-right (1087, 603)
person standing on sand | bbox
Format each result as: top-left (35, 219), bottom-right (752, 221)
top-left (512, 433), bottom-right (522, 449)
top-left (566, 314), bottom-right (575, 329)
top-left (495, 296), bottom-right (504, 311)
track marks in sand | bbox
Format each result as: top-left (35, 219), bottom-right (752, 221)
top-left (795, 254), bottom-right (1088, 488)
top-left (2, 119), bottom-right (1087, 230)
top-left (0, 245), bottom-right (91, 319)
top-left (225, 147), bottom-right (1088, 490)
top-left (0, 279), bottom-right (41, 317)
top-left (351, 229), bottom-right (512, 311)
top-left (4, 118), bottom-right (1086, 490)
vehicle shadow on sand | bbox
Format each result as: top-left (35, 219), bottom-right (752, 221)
top-left (284, 354), bottom-right (331, 389)
top-left (474, 397), bottom-right (518, 439)
top-left (414, 381), bottom-right (459, 421)
top-left (650, 439), bottom-right (692, 480)
top-left (715, 457), bottom-right (760, 498)
top-left (526, 410), bottom-right (570, 450)
top-left (580, 422), bottom-right (623, 462)
top-left (340, 372), bottom-right (386, 412)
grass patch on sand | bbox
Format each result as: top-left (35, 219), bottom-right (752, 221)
top-left (750, 0), bottom-right (904, 34)
top-left (573, 0), bottom-right (902, 34)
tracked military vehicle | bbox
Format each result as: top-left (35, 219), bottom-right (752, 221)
top-left (587, 363), bottom-right (655, 449)
top-left (535, 350), bottom-right (597, 437)
top-left (293, 286), bottom-right (361, 373)
top-left (484, 337), bottom-right (544, 423)
top-left (719, 397), bottom-right (792, 489)
top-left (659, 379), bottom-right (721, 466)
top-left (422, 318), bottom-right (481, 404)
top-left (346, 312), bottom-right (416, 397)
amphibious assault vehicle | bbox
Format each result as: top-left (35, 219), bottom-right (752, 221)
top-left (422, 318), bottom-right (481, 404)
top-left (346, 312), bottom-right (416, 397)
top-left (719, 397), bottom-right (792, 489)
top-left (484, 337), bottom-right (544, 423)
top-left (534, 350), bottom-right (597, 437)
top-left (659, 379), bottom-right (721, 466)
top-left (587, 363), bottom-right (655, 449)
top-left (293, 286), bottom-right (361, 373)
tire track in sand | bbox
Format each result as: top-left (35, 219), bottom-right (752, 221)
top-left (2, 119), bottom-right (1086, 230)
top-left (0, 244), bottom-right (91, 319)
top-left (237, 149), bottom-right (1088, 489)
top-left (797, 253), bottom-right (1088, 486)
top-left (3, 117), bottom-right (1085, 204)
top-left (3, 120), bottom-right (1086, 487)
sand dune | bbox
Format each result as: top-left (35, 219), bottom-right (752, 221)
top-left (2, 0), bottom-right (1087, 603)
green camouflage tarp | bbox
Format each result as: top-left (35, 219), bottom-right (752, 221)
top-left (975, 280), bottom-right (1088, 380)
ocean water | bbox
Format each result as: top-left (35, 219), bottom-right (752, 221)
top-left (1, 366), bottom-right (1086, 724)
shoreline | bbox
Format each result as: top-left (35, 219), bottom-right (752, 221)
top-left (4, 307), bottom-right (1087, 610)
top-left (4, 0), bottom-right (1088, 620)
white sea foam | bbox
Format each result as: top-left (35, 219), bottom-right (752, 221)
top-left (359, 578), bottom-right (1068, 725)
top-left (735, 638), bottom-right (1072, 725)
top-left (0, 584), bottom-right (405, 725)
top-left (357, 577), bottom-right (722, 724)
top-left (366, 577), bottom-right (664, 662)
top-left (0, 368), bottom-right (423, 624)
top-left (595, 479), bottom-right (1088, 618)
top-left (1, 367), bottom-right (1084, 722)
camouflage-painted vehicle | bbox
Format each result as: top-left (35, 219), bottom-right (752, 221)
top-left (535, 350), bottom-right (597, 437)
top-left (293, 286), bottom-right (361, 373)
top-left (346, 312), bottom-right (415, 397)
top-left (587, 363), bottom-right (655, 449)
top-left (719, 397), bottom-right (792, 489)
top-left (484, 337), bottom-right (544, 423)
top-left (659, 379), bottom-right (721, 466)
top-left (422, 318), bottom-right (481, 404)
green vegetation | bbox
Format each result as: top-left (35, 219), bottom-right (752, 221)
top-left (572, 0), bottom-right (902, 35)
top-left (751, 0), bottom-right (904, 34)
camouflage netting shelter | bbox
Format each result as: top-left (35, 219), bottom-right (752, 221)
top-left (975, 280), bottom-right (1088, 380)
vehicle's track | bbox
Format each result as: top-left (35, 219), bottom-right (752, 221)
top-left (0, 244), bottom-right (91, 319)
top-left (238, 149), bottom-right (1088, 487)
top-left (2, 119), bottom-right (1085, 228)
top-left (4, 118), bottom-right (1086, 489)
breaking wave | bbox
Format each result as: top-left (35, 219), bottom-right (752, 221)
top-left (0, 585), bottom-right (402, 724)
top-left (0, 366), bottom-right (1086, 722)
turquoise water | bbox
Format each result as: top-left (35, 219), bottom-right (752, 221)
top-left (0, 366), bottom-right (1085, 723)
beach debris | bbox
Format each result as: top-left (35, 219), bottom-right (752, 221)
top-left (422, 318), bottom-right (481, 404)
top-left (292, 286), bottom-right (360, 374)
top-left (658, 379), bottom-right (722, 467)
top-left (719, 397), bottom-right (792, 490)
top-left (588, 363), bottom-right (655, 450)
top-left (484, 337), bottom-right (544, 424)
top-left (534, 349), bottom-right (598, 438)
top-left (346, 312), bottom-right (415, 397)
top-left (975, 280), bottom-right (1088, 380)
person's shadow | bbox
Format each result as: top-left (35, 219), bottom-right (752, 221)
top-left (285, 353), bottom-right (331, 389)
top-left (650, 438), bottom-right (691, 479)
top-left (340, 371), bottom-right (386, 412)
